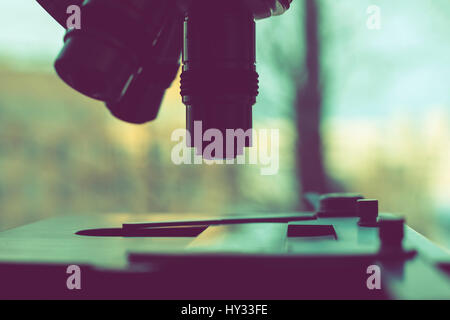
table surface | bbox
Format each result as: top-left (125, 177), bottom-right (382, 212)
top-left (0, 213), bottom-right (212, 269)
top-left (0, 212), bottom-right (313, 269)
top-left (0, 213), bottom-right (449, 299)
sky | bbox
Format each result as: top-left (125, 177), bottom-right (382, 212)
top-left (0, 1), bottom-right (64, 64)
top-left (0, 0), bottom-right (449, 123)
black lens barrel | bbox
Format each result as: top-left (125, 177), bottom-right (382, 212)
top-left (180, 1), bottom-right (259, 158)
top-left (106, 16), bottom-right (183, 124)
top-left (54, 0), bottom-right (180, 123)
top-left (55, 0), bottom-right (154, 101)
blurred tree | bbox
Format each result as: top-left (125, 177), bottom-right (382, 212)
top-left (261, 0), bottom-right (329, 209)
top-left (295, 0), bottom-right (328, 200)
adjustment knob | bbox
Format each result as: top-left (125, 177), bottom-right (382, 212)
top-left (318, 193), bottom-right (364, 217)
top-left (357, 199), bottom-right (378, 227)
top-left (378, 217), bottom-right (405, 251)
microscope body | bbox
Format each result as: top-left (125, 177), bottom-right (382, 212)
top-left (36, 0), bottom-right (292, 157)
top-left (19, 0), bottom-right (448, 300)
top-left (0, 193), bottom-right (449, 299)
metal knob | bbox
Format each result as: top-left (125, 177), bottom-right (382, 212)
top-left (357, 199), bottom-right (378, 227)
top-left (378, 217), bottom-right (405, 250)
top-left (317, 193), bottom-right (364, 217)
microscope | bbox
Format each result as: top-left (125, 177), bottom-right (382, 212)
top-left (0, 0), bottom-right (448, 300)
top-left (37, 0), bottom-right (291, 157)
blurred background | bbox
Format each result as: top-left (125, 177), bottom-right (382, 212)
top-left (0, 0), bottom-right (449, 248)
